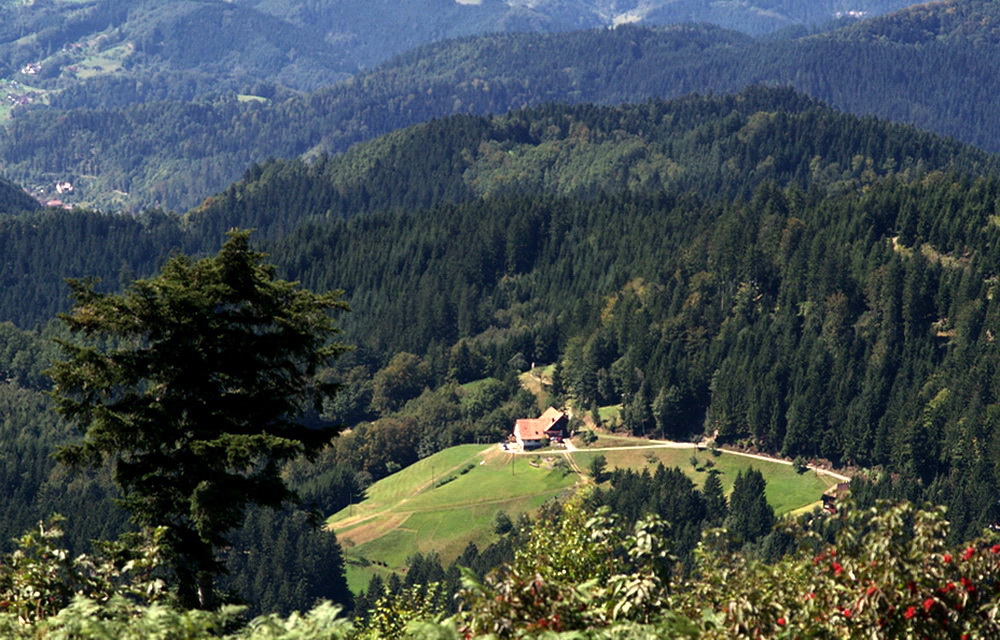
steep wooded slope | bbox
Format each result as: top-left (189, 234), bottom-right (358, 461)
top-left (0, 88), bottom-right (996, 329)
top-left (3, 86), bottom-right (1000, 601)
top-left (218, 92), bottom-right (1000, 539)
top-left (0, 175), bottom-right (38, 214)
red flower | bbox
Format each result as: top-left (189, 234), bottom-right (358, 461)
top-left (963, 547), bottom-right (975, 561)
top-left (866, 584), bottom-right (877, 596)
top-left (943, 553), bottom-right (952, 563)
top-left (841, 607), bottom-right (852, 618)
top-left (940, 582), bottom-right (955, 593)
top-left (833, 561), bottom-right (843, 575)
top-left (991, 544), bottom-right (1000, 554)
top-left (905, 606), bottom-right (917, 619)
top-left (777, 617), bottom-right (786, 626)
top-left (923, 598), bottom-right (935, 612)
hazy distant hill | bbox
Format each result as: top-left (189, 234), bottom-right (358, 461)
top-left (5, 0), bottom-right (1000, 212)
top-left (0, 0), bottom-right (351, 97)
top-left (0, 0), bottom-right (914, 103)
top-left (238, 0), bottom-right (921, 69)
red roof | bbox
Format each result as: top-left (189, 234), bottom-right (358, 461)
top-left (515, 418), bottom-right (547, 441)
top-left (514, 407), bottom-right (567, 441)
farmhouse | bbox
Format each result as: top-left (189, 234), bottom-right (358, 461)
top-left (513, 406), bottom-right (568, 449)
top-left (821, 482), bottom-right (851, 513)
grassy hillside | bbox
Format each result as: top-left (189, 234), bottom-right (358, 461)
top-left (327, 444), bottom-right (578, 592)
top-left (329, 436), bottom-right (839, 593)
top-left (567, 444), bottom-right (839, 515)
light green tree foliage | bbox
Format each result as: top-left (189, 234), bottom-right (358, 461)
top-left (456, 491), bottom-right (677, 637)
top-left (353, 584), bottom-right (449, 640)
top-left (0, 599), bottom-right (352, 640)
top-left (47, 231), bottom-right (349, 609)
top-left (0, 517), bottom-right (166, 624)
top-left (372, 352), bottom-right (431, 415)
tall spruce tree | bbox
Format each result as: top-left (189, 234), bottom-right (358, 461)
top-left (47, 231), bottom-right (349, 609)
top-left (702, 469), bottom-right (727, 526)
top-left (724, 468), bottom-right (775, 545)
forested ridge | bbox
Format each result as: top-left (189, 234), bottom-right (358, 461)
top-left (190, 89), bottom-right (1000, 545)
top-left (4, 84), bottom-right (1000, 630)
top-left (4, 0), bottom-right (1000, 211)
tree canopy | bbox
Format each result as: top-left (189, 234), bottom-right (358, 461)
top-left (47, 231), bottom-right (349, 608)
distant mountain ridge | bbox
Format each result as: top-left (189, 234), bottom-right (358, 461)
top-left (189, 86), bottom-right (999, 241)
top-left (237, 0), bottom-right (921, 70)
top-left (3, 0), bottom-right (996, 211)
top-left (0, 0), bottom-right (915, 101)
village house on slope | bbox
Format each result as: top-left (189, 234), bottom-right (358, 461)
top-left (513, 406), bottom-right (568, 449)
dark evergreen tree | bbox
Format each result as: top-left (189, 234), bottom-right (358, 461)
top-left (702, 470), bottom-right (727, 526)
top-left (47, 231), bottom-right (349, 608)
top-left (724, 468), bottom-right (775, 546)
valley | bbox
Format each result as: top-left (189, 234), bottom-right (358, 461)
top-left (330, 359), bottom-right (846, 594)
top-left (1, 0), bottom-right (1000, 636)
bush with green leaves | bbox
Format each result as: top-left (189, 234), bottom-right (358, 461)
top-left (453, 498), bottom-right (1000, 638)
top-left (0, 598), bottom-right (352, 640)
top-left (6, 500), bottom-right (1000, 639)
top-left (0, 517), bottom-right (167, 624)
top-left (456, 490), bottom-right (678, 637)
top-left (674, 501), bottom-right (1000, 638)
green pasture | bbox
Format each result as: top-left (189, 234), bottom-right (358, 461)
top-left (74, 44), bottom-right (130, 78)
top-left (328, 432), bottom-right (839, 594)
top-left (460, 378), bottom-right (493, 393)
top-left (568, 446), bottom-right (837, 516)
top-left (597, 404), bottom-right (622, 424)
top-left (328, 444), bottom-right (578, 594)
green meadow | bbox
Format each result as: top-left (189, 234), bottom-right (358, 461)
top-left (327, 444), bottom-right (579, 593)
top-left (328, 433), bottom-right (839, 594)
top-left (566, 445), bottom-right (838, 515)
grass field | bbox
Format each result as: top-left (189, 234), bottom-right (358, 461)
top-left (327, 444), bottom-right (579, 593)
top-left (328, 429), bottom-right (840, 594)
top-left (597, 405), bottom-right (622, 424)
top-left (566, 446), bottom-right (836, 515)
top-left (75, 44), bottom-right (129, 78)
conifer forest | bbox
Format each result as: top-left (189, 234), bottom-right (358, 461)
top-left (3, 0), bottom-right (1000, 637)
